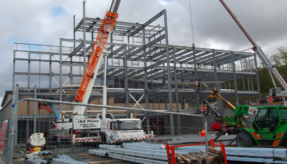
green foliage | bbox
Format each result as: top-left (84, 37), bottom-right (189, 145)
top-left (254, 47), bottom-right (287, 92)
top-left (276, 46), bottom-right (287, 66)
top-left (271, 54), bottom-right (282, 66)
top-left (257, 65), bottom-right (287, 93)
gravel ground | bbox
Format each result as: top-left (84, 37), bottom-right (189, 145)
top-left (0, 142), bottom-right (125, 164)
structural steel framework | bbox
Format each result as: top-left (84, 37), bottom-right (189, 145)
top-left (8, 4), bottom-right (261, 136)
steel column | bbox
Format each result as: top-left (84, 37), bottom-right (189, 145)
top-left (254, 54), bottom-right (261, 99)
top-left (163, 10), bottom-right (174, 135)
top-left (7, 84), bottom-right (19, 164)
top-left (124, 45), bottom-right (129, 117)
top-left (28, 52), bottom-right (30, 88)
top-left (213, 50), bottom-right (222, 115)
top-left (12, 50), bottom-right (15, 89)
top-left (142, 28), bottom-right (150, 133)
top-left (181, 98), bottom-right (185, 110)
top-left (193, 47), bottom-right (200, 112)
top-left (83, 1), bottom-right (86, 68)
top-left (70, 15), bottom-right (75, 110)
top-left (33, 85), bottom-right (37, 133)
top-left (232, 52), bottom-right (239, 105)
top-left (49, 51), bottom-right (52, 92)
top-left (172, 46), bottom-right (180, 134)
top-left (59, 39), bottom-right (63, 110)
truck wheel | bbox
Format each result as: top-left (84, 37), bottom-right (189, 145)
top-left (106, 134), bottom-right (111, 144)
top-left (236, 132), bottom-right (253, 147)
top-left (100, 132), bottom-right (107, 144)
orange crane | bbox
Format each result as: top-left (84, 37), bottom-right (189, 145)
top-left (76, 12), bottom-right (118, 102)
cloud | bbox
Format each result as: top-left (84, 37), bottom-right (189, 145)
top-left (0, 0), bottom-right (286, 104)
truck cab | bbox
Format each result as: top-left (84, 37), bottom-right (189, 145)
top-left (100, 118), bottom-right (149, 144)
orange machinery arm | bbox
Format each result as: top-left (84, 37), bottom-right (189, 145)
top-left (208, 89), bottom-right (236, 112)
top-left (75, 11), bottom-right (118, 102)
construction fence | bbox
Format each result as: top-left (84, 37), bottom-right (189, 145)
top-left (0, 97), bottom-right (213, 164)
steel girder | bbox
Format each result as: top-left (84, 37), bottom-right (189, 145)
top-left (74, 18), bottom-right (84, 32)
top-left (224, 74), bottom-right (252, 82)
top-left (148, 28), bottom-right (165, 39)
top-left (201, 73), bottom-right (232, 82)
top-left (69, 42), bottom-right (84, 57)
top-left (108, 45), bottom-right (115, 51)
top-left (126, 48), bottom-right (174, 78)
top-left (148, 49), bottom-right (181, 62)
top-left (128, 10), bottom-right (165, 37)
top-left (107, 46), bottom-right (127, 58)
top-left (87, 21), bottom-right (97, 32)
top-left (121, 26), bottom-right (136, 36)
top-left (78, 43), bottom-right (94, 56)
top-left (130, 48), bottom-right (158, 61)
top-left (153, 49), bottom-right (191, 63)
top-left (107, 34), bottom-right (164, 60)
top-left (195, 52), bottom-right (223, 65)
top-left (126, 34), bottom-right (166, 59)
top-left (133, 50), bottom-right (179, 79)
top-left (172, 50), bottom-right (194, 62)
top-left (205, 53), bottom-right (233, 65)
top-left (174, 51), bottom-right (210, 64)
top-left (216, 54), bottom-right (248, 65)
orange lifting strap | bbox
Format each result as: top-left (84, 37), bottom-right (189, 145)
top-left (75, 11), bottom-right (118, 102)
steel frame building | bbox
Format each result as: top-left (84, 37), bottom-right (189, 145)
top-left (6, 4), bottom-right (261, 136)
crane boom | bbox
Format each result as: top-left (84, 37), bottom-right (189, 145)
top-left (219, 0), bottom-right (287, 91)
top-left (73, 0), bottom-right (120, 115)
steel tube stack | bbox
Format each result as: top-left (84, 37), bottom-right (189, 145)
top-left (176, 146), bottom-right (287, 163)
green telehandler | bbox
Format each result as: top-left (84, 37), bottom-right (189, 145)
top-left (208, 89), bottom-right (287, 147)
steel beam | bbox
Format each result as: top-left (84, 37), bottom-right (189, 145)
top-left (128, 10), bottom-right (165, 37)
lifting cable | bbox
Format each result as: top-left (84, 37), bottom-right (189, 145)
top-left (188, 0), bottom-right (195, 46)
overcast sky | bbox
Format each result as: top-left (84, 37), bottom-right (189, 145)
top-left (0, 0), bottom-right (286, 105)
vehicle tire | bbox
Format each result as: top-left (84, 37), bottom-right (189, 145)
top-left (93, 142), bottom-right (99, 148)
top-left (100, 132), bottom-right (107, 143)
top-left (106, 134), bottom-right (111, 144)
top-left (236, 132), bottom-right (253, 147)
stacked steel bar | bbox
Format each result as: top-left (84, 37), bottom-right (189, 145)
top-left (89, 143), bottom-right (172, 164)
top-left (176, 146), bottom-right (287, 163)
top-left (89, 143), bottom-right (224, 164)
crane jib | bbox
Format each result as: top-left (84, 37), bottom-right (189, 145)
top-left (76, 11), bottom-right (118, 102)
top-left (219, 0), bottom-right (258, 48)
top-left (220, 0), bottom-right (287, 91)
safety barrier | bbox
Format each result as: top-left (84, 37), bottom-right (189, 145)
top-left (4, 96), bottom-right (210, 164)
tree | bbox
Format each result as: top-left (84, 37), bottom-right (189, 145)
top-left (276, 46), bottom-right (287, 66)
top-left (270, 54), bottom-right (282, 66)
